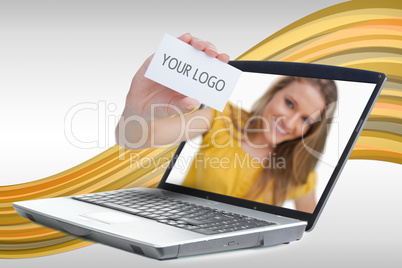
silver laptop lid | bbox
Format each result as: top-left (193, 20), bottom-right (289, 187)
top-left (158, 61), bottom-right (386, 231)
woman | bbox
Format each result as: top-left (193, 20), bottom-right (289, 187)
top-left (116, 33), bottom-right (337, 213)
top-left (180, 76), bottom-right (337, 213)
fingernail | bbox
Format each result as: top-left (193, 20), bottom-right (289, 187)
top-left (209, 46), bottom-right (217, 52)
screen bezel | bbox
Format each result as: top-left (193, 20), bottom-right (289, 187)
top-left (157, 61), bottom-right (387, 231)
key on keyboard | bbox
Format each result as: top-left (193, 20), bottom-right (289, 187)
top-left (72, 189), bottom-right (276, 235)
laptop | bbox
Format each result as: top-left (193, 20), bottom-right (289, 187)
top-left (13, 61), bottom-right (386, 260)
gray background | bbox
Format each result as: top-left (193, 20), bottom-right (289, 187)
top-left (1, 0), bottom-right (401, 267)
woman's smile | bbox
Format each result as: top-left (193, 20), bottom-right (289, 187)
top-left (273, 119), bottom-right (288, 137)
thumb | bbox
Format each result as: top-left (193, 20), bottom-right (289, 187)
top-left (151, 96), bottom-right (200, 119)
top-left (168, 96), bottom-right (200, 116)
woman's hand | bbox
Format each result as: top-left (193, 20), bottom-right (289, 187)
top-left (125, 33), bottom-right (230, 120)
top-left (116, 33), bottom-right (229, 149)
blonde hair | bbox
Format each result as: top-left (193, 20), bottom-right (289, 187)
top-left (230, 76), bottom-right (338, 206)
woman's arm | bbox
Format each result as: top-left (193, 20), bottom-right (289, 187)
top-left (115, 33), bottom-right (229, 150)
top-left (294, 191), bottom-right (316, 213)
top-left (116, 104), bottom-right (213, 150)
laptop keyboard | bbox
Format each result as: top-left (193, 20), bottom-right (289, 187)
top-left (72, 189), bottom-right (276, 235)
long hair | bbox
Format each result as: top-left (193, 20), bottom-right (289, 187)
top-left (230, 76), bottom-right (338, 206)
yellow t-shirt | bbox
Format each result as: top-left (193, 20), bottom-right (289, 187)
top-left (182, 103), bottom-right (316, 205)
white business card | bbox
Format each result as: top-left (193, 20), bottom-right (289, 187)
top-left (145, 33), bottom-right (242, 112)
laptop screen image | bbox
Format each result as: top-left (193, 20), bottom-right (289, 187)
top-left (164, 71), bottom-right (377, 214)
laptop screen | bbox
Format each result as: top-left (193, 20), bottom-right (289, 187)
top-left (164, 70), bottom-right (378, 214)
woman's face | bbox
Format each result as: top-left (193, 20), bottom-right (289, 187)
top-left (260, 81), bottom-right (325, 147)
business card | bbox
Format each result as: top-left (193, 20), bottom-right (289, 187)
top-left (145, 33), bottom-right (242, 112)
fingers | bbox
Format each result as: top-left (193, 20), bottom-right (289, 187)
top-left (217, 53), bottom-right (230, 63)
top-left (178, 33), bottom-right (192, 44)
top-left (178, 33), bottom-right (229, 63)
top-left (189, 36), bottom-right (207, 51)
top-left (204, 41), bottom-right (218, 58)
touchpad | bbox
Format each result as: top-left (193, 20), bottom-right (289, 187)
top-left (80, 211), bottom-right (139, 224)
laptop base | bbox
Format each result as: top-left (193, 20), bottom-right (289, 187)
top-left (13, 195), bottom-right (305, 260)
